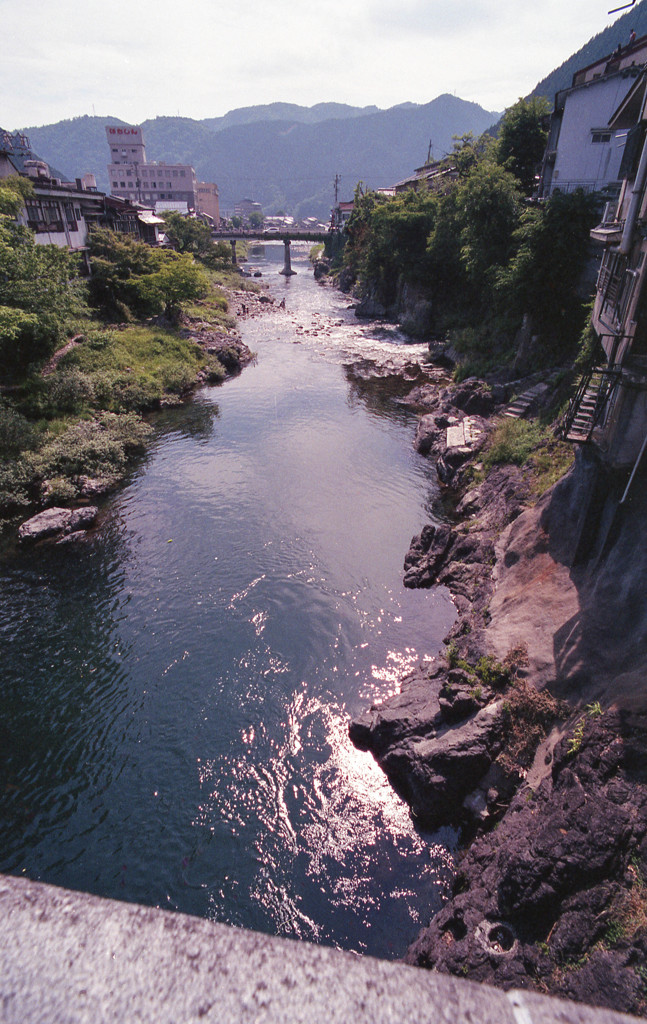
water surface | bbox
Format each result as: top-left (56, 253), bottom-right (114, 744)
top-left (0, 244), bottom-right (456, 957)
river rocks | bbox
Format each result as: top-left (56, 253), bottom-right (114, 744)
top-left (349, 658), bottom-right (512, 832)
top-left (404, 710), bottom-right (647, 1017)
top-left (437, 416), bottom-right (487, 486)
top-left (400, 299), bottom-right (434, 339)
top-left (313, 259), bottom-right (330, 281)
top-left (355, 292), bottom-right (387, 319)
top-left (349, 664), bottom-right (446, 757)
top-left (336, 267), bottom-right (356, 293)
top-left (183, 324), bottom-right (254, 378)
top-left (18, 506), bottom-right (98, 543)
top-left (449, 380), bottom-right (496, 418)
top-left (77, 475), bottom-right (120, 498)
top-left (413, 414), bottom-right (440, 455)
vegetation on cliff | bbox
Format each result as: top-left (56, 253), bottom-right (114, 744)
top-left (340, 99), bottom-right (598, 377)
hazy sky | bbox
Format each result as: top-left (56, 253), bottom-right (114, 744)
top-left (3, 0), bottom-right (632, 128)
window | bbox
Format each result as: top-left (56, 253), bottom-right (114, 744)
top-left (113, 181), bottom-right (118, 188)
top-left (180, 170), bottom-right (185, 177)
top-left (126, 169), bottom-right (132, 176)
top-left (592, 132), bottom-right (611, 144)
top-left (120, 181), bottom-right (126, 187)
top-left (173, 170), bottom-right (178, 177)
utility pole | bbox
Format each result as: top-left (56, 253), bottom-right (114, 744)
top-left (333, 173), bottom-right (341, 206)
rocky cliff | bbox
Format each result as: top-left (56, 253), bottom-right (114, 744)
top-left (350, 371), bottom-right (647, 1016)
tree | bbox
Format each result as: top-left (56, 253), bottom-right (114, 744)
top-left (87, 229), bottom-right (208, 321)
top-left (163, 212), bottom-right (213, 256)
top-left (144, 253), bottom-right (209, 320)
top-left (497, 97), bottom-right (550, 195)
top-left (496, 189), bottom-right (598, 358)
top-left (360, 189), bottom-right (438, 304)
top-left (88, 228), bottom-right (165, 318)
top-left (0, 178), bottom-right (78, 370)
top-left (449, 133), bottom-right (480, 178)
top-left (0, 175), bottom-right (33, 218)
top-left (456, 161), bottom-right (522, 288)
top-left (248, 211), bottom-right (264, 230)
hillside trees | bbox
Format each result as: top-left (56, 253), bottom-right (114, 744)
top-left (88, 228), bottom-right (209, 320)
top-left (340, 98), bottom-right (596, 372)
top-left (496, 97), bottom-right (550, 195)
top-left (456, 161), bottom-right (522, 289)
top-left (496, 189), bottom-right (598, 359)
top-left (348, 189), bottom-right (438, 306)
top-left (162, 213), bottom-right (232, 270)
top-left (0, 176), bottom-right (79, 371)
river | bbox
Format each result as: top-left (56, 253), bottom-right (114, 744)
top-left (0, 243), bottom-right (457, 959)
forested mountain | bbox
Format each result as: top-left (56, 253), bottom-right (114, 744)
top-left (530, 0), bottom-right (647, 101)
top-left (201, 101), bottom-right (381, 132)
top-left (22, 96), bottom-right (497, 221)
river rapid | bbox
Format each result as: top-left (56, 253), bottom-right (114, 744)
top-left (0, 243), bottom-right (457, 958)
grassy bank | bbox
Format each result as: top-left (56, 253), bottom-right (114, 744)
top-left (0, 268), bottom-right (251, 527)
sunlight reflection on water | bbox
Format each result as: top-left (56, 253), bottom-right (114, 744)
top-left (194, 687), bottom-right (455, 951)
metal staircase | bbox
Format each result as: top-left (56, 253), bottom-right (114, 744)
top-left (560, 365), bottom-right (621, 443)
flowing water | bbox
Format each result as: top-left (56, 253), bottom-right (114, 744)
top-left (0, 243), bottom-right (457, 958)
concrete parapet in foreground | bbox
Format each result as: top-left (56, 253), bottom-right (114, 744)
top-left (0, 874), bottom-right (639, 1024)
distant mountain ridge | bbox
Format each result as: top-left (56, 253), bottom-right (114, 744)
top-left (22, 96), bottom-right (498, 221)
top-left (201, 101), bottom-right (381, 132)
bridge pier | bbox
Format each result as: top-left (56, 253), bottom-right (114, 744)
top-left (230, 239), bottom-right (237, 266)
top-left (279, 238), bottom-right (297, 276)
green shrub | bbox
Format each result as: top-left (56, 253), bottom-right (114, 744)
top-left (36, 412), bottom-right (151, 479)
top-left (475, 655), bottom-right (510, 688)
top-left (0, 459), bottom-right (34, 513)
top-left (43, 475), bottom-right (78, 505)
top-left (0, 400), bottom-right (38, 456)
top-left (484, 418), bottom-right (545, 469)
top-left (567, 718), bottom-right (585, 756)
top-left (46, 369), bottom-right (95, 413)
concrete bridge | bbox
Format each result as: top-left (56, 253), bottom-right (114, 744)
top-left (212, 229), bottom-right (331, 276)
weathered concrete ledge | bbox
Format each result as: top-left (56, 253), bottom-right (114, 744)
top-left (0, 874), bottom-right (640, 1024)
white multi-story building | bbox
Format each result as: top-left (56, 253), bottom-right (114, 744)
top-left (563, 66), bottom-right (647, 471)
top-left (540, 35), bottom-right (647, 198)
top-left (106, 125), bottom-right (198, 211)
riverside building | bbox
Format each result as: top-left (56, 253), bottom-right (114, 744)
top-left (539, 34), bottom-right (647, 198)
top-left (104, 125), bottom-right (196, 217)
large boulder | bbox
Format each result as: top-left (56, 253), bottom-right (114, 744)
top-left (18, 506), bottom-right (98, 544)
top-left (379, 700), bottom-right (505, 828)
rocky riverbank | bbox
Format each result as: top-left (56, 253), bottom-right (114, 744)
top-left (350, 363), bottom-right (647, 1016)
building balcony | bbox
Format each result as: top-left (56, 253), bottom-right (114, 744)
top-left (590, 221), bottom-right (624, 243)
